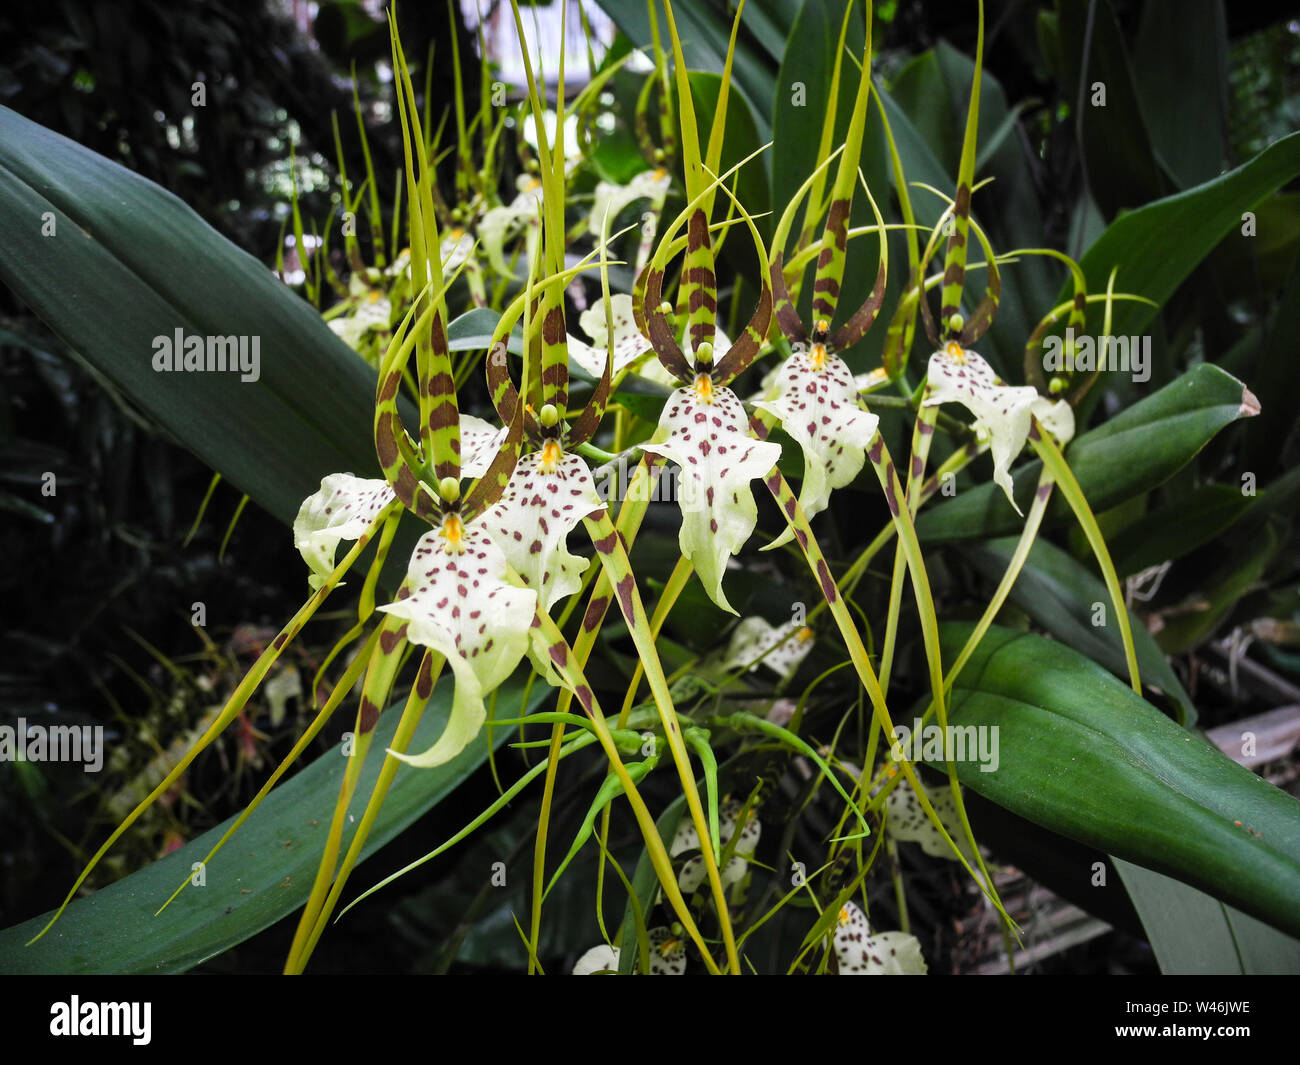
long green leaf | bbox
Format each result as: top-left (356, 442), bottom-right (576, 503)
top-left (938, 622), bottom-right (1300, 939)
top-left (0, 676), bottom-right (543, 974)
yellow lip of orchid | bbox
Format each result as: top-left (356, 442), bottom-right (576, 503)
top-left (537, 438), bottom-right (564, 474)
top-left (438, 513), bottom-right (467, 553)
top-left (809, 342), bottom-right (828, 370)
top-left (692, 373), bottom-right (715, 404)
top-left (945, 340), bottom-right (966, 362)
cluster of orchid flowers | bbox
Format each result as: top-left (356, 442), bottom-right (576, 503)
top-left (43, 0), bottom-right (1146, 975)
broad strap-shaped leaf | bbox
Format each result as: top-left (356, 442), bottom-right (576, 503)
top-left (923, 342), bottom-right (1074, 513)
top-left (641, 381), bottom-right (782, 614)
top-left (754, 347), bottom-right (880, 529)
top-left (376, 523), bottom-right (537, 769)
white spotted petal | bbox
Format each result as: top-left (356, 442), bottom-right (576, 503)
top-left (481, 447), bottom-right (604, 613)
top-left (884, 777), bottom-right (975, 862)
top-left (460, 413), bottom-right (508, 480)
top-left (923, 344), bottom-right (1074, 514)
top-left (641, 381), bottom-right (782, 614)
top-left (833, 901), bottom-right (927, 975)
top-left (567, 293), bottom-right (732, 389)
top-left (754, 349), bottom-right (879, 539)
top-left (723, 616), bottom-right (815, 680)
top-left (293, 474), bottom-right (396, 590)
top-left (672, 799), bottom-right (761, 892)
top-left (377, 522), bottom-right (537, 769)
top-left (573, 943), bottom-right (620, 975)
top-left (647, 927), bottom-right (687, 975)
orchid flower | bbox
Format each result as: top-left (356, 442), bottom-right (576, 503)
top-left (722, 616), bottom-right (815, 681)
top-left (634, 204), bottom-right (782, 614)
top-left (589, 167), bottom-right (671, 238)
top-left (565, 292), bottom-right (733, 390)
top-left (479, 269), bottom-right (616, 624)
top-left (757, 12), bottom-right (889, 541)
top-left (572, 928), bottom-right (686, 975)
top-left (923, 340), bottom-right (1074, 513)
top-left (670, 798), bottom-right (761, 893)
top-left (833, 901), bottom-right (928, 975)
top-left (881, 775), bottom-right (976, 863)
top-left (326, 228), bottom-right (481, 353)
top-left (292, 413), bottom-right (506, 592)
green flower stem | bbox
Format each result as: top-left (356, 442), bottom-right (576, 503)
top-left (763, 463), bottom-right (1013, 927)
top-left (285, 611), bottom-right (408, 972)
top-left (530, 610), bottom-right (722, 974)
top-left (289, 651), bottom-right (447, 972)
top-left (584, 508), bottom-right (742, 974)
top-left (154, 623), bottom-right (386, 917)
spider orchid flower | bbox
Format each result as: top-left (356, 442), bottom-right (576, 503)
top-left (670, 798), bottom-right (761, 893)
top-left (833, 901), bottom-right (928, 975)
top-left (722, 616), bottom-right (815, 681)
top-left (293, 414), bottom-right (505, 591)
top-left (479, 275), bottom-right (615, 622)
top-left (879, 774), bottom-right (976, 863)
top-left (326, 231), bottom-right (478, 352)
top-left (635, 207), bottom-right (782, 614)
top-left (922, 340), bottom-right (1074, 514)
top-left (572, 928), bottom-right (686, 975)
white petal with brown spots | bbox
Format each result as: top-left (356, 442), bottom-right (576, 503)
top-left (589, 168), bottom-right (671, 236)
top-left (641, 382), bottom-right (782, 614)
top-left (460, 413), bottom-right (508, 480)
top-left (293, 473), bottom-right (396, 590)
top-left (924, 344), bottom-right (1074, 514)
top-left (754, 348), bottom-right (879, 534)
top-left (377, 522), bottom-right (537, 768)
top-left (481, 448), bottom-right (604, 613)
top-left (833, 901), bottom-right (927, 975)
top-left (723, 616), bottom-right (815, 680)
